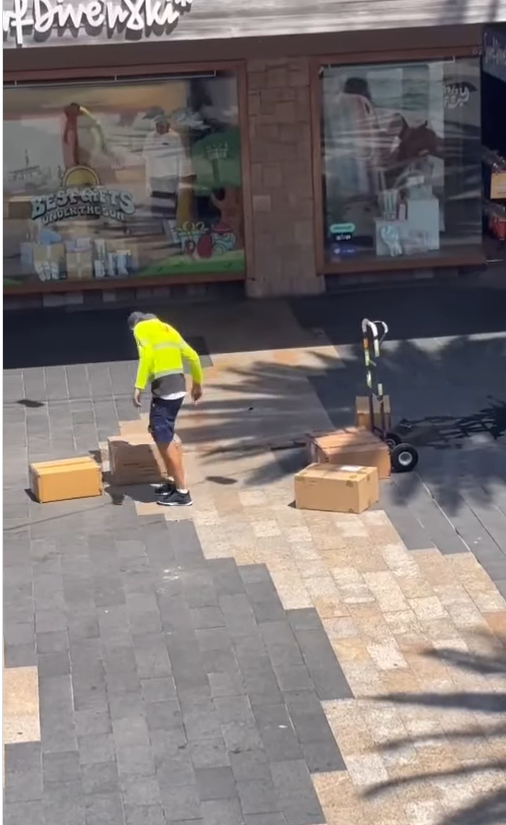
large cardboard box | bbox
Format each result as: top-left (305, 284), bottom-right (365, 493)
top-left (355, 395), bottom-right (391, 431)
top-left (309, 430), bottom-right (391, 479)
top-left (29, 456), bottom-right (102, 503)
top-left (295, 464), bottom-right (379, 514)
top-left (108, 432), bottom-right (182, 485)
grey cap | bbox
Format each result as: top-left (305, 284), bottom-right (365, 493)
top-left (128, 312), bottom-right (157, 329)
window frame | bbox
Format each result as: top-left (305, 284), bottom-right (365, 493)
top-left (3, 61), bottom-right (253, 295)
top-left (310, 46), bottom-right (485, 276)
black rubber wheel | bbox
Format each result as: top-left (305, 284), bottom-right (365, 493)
top-left (391, 443), bottom-right (419, 473)
top-left (385, 431), bottom-right (402, 450)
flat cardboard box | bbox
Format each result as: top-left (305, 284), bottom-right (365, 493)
top-left (355, 395), bottom-right (391, 431)
top-left (295, 463), bottom-right (379, 514)
top-left (309, 430), bottom-right (391, 479)
top-left (29, 456), bottom-right (102, 503)
top-left (108, 432), bottom-right (182, 485)
top-left (309, 428), bottom-right (377, 462)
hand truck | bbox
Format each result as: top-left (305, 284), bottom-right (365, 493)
top-left (361, 318), bottom-right (419, 473)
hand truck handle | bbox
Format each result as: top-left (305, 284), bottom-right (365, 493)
top-left (362, 319), bottom-right (388, 357)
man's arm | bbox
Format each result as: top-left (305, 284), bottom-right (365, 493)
top-left (133, 340), bottom-right (153, 406)
top-left (175, 332), bottom-right (203, 401)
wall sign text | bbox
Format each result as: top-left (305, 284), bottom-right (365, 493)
top-left (31, 186), bottom-right (135, 225)
top-left (3, 0), bottom-right (192, 47)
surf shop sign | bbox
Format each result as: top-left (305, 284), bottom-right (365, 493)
top-left (3, 0), bottom-right (192, 47)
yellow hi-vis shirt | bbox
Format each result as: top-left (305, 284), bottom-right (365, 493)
top-left (134, 318), bottom-right (203, 395)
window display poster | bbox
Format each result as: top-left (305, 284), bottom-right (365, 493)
top-left (321, 58), bottom-right (481, 262)
top-left (3, 74), bottom-right (245, 287)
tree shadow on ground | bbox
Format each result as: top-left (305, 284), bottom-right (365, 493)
top-left (186, 331), bottom-right (506, 517)
top-left (362, 631), bottom-right (506, 825)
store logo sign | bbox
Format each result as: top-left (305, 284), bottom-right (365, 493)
top-left (3, 0), bottom-right (192, 47)
top-left (30, 165), bottom-right (135, 225)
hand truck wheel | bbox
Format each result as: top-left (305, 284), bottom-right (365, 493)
top-left (391, 443), bottom-right (419, 473)
top-left (385, 431), bottom-right (402, 450)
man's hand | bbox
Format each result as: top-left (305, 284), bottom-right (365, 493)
top-left (191, 383), bottom-right (202, 404)
top-left (133, 388), bottom-right (142, 408)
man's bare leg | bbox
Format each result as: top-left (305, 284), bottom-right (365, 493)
top-left (156, 440), bottom-right (186, 491)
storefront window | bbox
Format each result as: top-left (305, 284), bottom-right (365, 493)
top-left (3, 73), bottom-right (244, 287)
top-left (321, 58), bottom-right (482, 263)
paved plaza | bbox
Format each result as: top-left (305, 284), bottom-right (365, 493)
top-left (3, 282), bottom-right (506, 825)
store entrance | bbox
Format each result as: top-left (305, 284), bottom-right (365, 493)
top-left (482, 25), bottom-right (506, 264)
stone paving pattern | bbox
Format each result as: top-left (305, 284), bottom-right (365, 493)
top-left (4, 287), bottom-right (506, 825)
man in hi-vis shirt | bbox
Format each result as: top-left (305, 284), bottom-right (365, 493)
top-left (129, 312), bottom-right (202, 507)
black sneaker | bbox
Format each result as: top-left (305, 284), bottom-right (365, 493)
top-left (154, 479), bottom-right (175, 497)
top-left (157, 490), bottom-right (193, 507)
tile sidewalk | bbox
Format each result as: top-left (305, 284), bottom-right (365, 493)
top-left (4, 296), bottom-right (506, 825)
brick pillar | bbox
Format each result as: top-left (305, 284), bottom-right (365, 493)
top-left (245, 57), bottom-right (324, 298)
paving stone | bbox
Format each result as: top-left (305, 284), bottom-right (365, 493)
top-left (43, 750), bottom-right (81, 784)
top-left (121, 777), bottom-right (162, 807)
top-left (269, 760), bottom-right (324, 825)
top-left (201, 798), bottom-right (244, 825)
top-left (141, 676), bottom-right (177, 703)
top-left (214, 696), bottom-right (255, 725)
top-left (208, 559), bottom-right (246, 597)
top-left (160, 783), bottom-right (201, 820)
top-left (124, 805), bottom-right (166, 825)
top-left (229, 749), bottom-right (271, 782)
top-left (84, 793), bottom-right (125, 825)
top-left (154, 745), bottom-right (195, 784)
top-left (195, 766), bottom-right (237, 801)
top-left (208, 671), bottom-right (246, 699)
top-left (236, 777), bottom-right (279, 815)
top-left (145, 701), bottom-right (185, 740)
top-left (4, 749), bottom-right (43, 803)
top-left (133, 634), bottom-right (172, 679)
top-left (183, 703), bottom-right (223, 741)
top-left (300, 740), bottom-right (346, 773)
top-left (36, 630), bottom-right (69, 653)
top-left (112, 716), bottom-right (151, 748)
top-left (253, 704), bottom-right (302, 762)
top-left (283, 690), bottom-right (337, 746)
top-left (39, 674), bottom-right (77, 754)
top-left (4, 801), bottom-right (46, 825)
top-left (38, 650), bottom-right (71, 677)
top-left (189, 738), bottom-right (230, 770)
top-left (82, 762), bottom-right (120, 796)
top-left (291, 628), bottom-right (353, 701)
top-left (5, 643), bottom-right (37, 668)
top-left (43, 780), bottom-right (86, 825)
top-left (117, 746), bottom-right (155, 778)
top-left (78, 733), bottom-right (116, 765)
top-left (244, 815), bottom-right (287, 825)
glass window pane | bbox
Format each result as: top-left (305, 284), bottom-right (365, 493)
top-left (321, 58), bottom-right (481, 264)
top-left (3, 73), bottom-right (245, 287)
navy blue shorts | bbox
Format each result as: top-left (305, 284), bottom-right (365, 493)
top-left (149, 397), bottom-right (183, 444)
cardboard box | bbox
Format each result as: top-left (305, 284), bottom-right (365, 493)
top-left (308, 428), bottom-right (376, 462)
top-left (309, 430), bottom-right (391, 479)
top-left (295, 464), bottom-right (379, 514)
top-left (66, 250), bottom-right (93, 280)
top-left (355, 395), bottom-right (391, 431)
top-left (33, 243), bottom-right (66, 265)
top-left (108, 433), bottom-right (182, 485)
top-left (106, 238), bottom-right (139, 268)
top-left (29, 456), bottom-right (102, 503)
